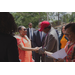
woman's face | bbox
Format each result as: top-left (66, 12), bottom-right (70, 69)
top-left (20, 27), bottom-right (27, 36)
top-left (65, 27), bottom-right (75, 42)
top-left (62, 26), bottom-right (65, 34)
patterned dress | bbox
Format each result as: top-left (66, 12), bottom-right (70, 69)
top-left (64, 41), bottom-right (75, 62)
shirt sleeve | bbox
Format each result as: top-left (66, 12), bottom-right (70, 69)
top-left (16, 38), bottom-right (21, 45)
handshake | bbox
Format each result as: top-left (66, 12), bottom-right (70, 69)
top-left (33, 47), bottom-right (41, 53)
top-left (33, 47), bottom-right (46, 54)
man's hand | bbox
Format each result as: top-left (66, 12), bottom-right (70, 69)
top-left (34, 47), bottom-right (40, 53)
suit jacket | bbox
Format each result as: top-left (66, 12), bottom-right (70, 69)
top-left (0, 32), bottom-right (19, 62)
top-left (27, 28), bottom-right (36, 47)
top-left (39, 27), bottom-right (59, 62)
top-left (27, 28), bottom-right (36, 39)
top-left (32, 30), bottom-right (46, 47)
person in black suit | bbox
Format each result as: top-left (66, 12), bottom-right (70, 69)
top-left (0, 12), bottom-right (19, 62)
top-left (27, 23), bottom-right (36, 47)
top-left (32, 22), bottom-right (46, 62)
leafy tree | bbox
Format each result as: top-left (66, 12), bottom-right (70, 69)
top-left (69, 12), bottom-right (75, 22)
top-left (11, 12), bottom-right (47, 28)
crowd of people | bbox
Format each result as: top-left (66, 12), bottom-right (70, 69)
top-left (0, 12), bottom-right (75, 62)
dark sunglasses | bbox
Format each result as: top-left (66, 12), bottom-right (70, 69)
top-left (24, 29), bottom-right (27, 31)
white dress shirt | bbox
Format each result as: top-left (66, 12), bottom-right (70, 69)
top-left (29, 28), bottom-right (33, 40)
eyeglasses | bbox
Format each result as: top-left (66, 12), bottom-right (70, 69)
top-left (23, 29), bottom-right (27, 31)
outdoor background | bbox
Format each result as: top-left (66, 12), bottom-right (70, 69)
top-left (11, 12), bottom-right (74, 28)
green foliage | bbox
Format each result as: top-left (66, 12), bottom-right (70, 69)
top-left (11, 12), bottom-right (75, 28)
top-left (62, 12), bottom-right (75, 23)
top-left (11, 12), bottom-right (47, 28)
top-left (49, 12), bottom-right (75, 23)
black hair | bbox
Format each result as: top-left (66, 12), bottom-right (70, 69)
top-left (44, 25), bottom-right (51, 29)
top-left (0, 12), bottom-right (17, 35)
top-left (61, 25), bottom-right (66, 34)
top-left (18, 26), bottom-right (24, 32)
top-left (28, 22), bottom-right (32, 25)
top-left (65, 22), bottom-right (75, 34)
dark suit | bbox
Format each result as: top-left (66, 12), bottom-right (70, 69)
top-left (32, 30), bottom-right (46, 62)
top-left (27, 28), bottom-right (36, 59)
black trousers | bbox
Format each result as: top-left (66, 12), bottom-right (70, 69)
top-left (34, 51), bottom-right (41, 62)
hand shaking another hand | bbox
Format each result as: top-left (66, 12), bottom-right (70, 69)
top-left (34, 47), bottom-right (41, 53)
top-left (33, 47), bottom-right (45, 54)
top-left (33, 47), bottom-right (39, 52)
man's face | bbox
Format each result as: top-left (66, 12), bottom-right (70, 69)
top-left (43, 28), bottom-right (49, 33)
top-left (29, 23), bottom-right (32, 28)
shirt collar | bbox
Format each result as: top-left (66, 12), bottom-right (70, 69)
top-left (29, 28), bottom-right (32, 30)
